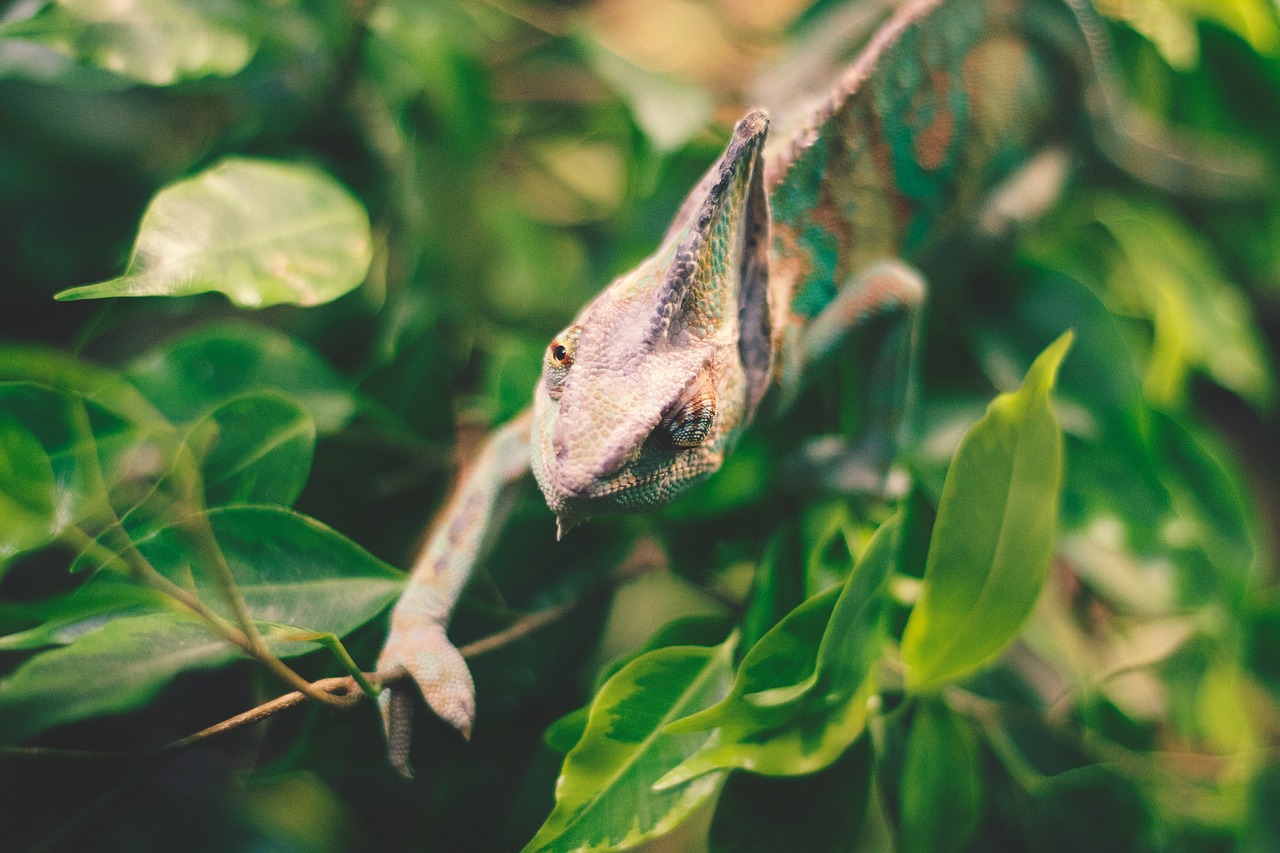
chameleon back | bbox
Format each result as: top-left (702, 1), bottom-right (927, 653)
top-left (764, 0), bottom-right (1077, 325)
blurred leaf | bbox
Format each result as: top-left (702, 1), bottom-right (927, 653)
top-left (0, 413), bottom-right (56, 563)
top-left (56, 159), bottom-right (372, 308)
top-left (0, 0), bottom-right (260, 86)
top-left (902, 333), bottom-right (1070, 692)
top-left (899, 700), bottom-right (981, 853)
top-left (1096, 0), bottom-right (1279, 69)
top-left (1094, 195), bottom-right (1272, 409)
top-left (577, 36), bottom-right (713, 152)
top-left (0, 381), bottom-right (167, 556)
top-left (658, 513), bottom-right (898, 784)
top-left (126, 323), bottom-right (355, 433)
top-left (523, 640), bottom-right (736, 853)
top-left (0, 505), bottom-right (402, 743)
top-left (192, 392), bottom-right (315, 507)
top-left (708, 736), bottom-right (873, 853)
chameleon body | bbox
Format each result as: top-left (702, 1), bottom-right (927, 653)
top-left (376, 0), bottom-right (1252, 775)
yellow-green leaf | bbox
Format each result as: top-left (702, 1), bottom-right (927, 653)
top-left (901, 333), bottom-right (1070, 692)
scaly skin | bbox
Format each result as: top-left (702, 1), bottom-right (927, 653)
top-left (376, 0), bottom-right (1260, 774)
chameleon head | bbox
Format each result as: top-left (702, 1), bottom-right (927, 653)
top-left (531, 111), bottom-right (775, 534)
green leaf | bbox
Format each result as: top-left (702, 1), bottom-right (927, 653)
top-left (0, 382), bottom-right (168, 556)
top-left (708, 736), bottom-right (873, 853)
top-left (0, 506), bottom-right (404, 744)
top-left (126, 323), bottom-right (355, 433)
top-left (0, 414), bottom-right (57, 562)
top-left (523, 640), bottom-right (736, 853)
top-left (0, 577), bottom-right (171, 651)
top-left (0, 0), bottom-right (260, 86)
top-left (657, 513), bottom-right (899, 784)
top-left (1094, 196), bottom-right (1272, 409)
top-left (901, 333), bottom-right (1070, 692)
top-left (899, 700), bottom-right (981, 853)
top-left (191, 392), bottom-right (315, 507)
top-left (56, 158), bottom-right (372, 308)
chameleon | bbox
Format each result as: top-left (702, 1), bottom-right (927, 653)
top-left (375, 0), bottom-right (1259, 776)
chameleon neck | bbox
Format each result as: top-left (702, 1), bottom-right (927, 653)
top-left (762, 0), bottom-right (1071, 325)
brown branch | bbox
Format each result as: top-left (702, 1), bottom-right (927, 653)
top-left (3, 543), bottom-right (663, 765)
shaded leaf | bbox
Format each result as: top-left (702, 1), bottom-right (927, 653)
top-left (56, 159), bottom-right (372, 308)
top-left (901, 333), bottom-right (1070, 692)
top-left (0, 613), bottom-right (328, 745)
top-left (899, 700), bottom-right (981, 853)
top-left (709, 735), bottom-right (873, 853)
top-left (657, 513), bottom-right (898, 784)
top-left (0, 506), bottom-right (404, 743)
top-left (523, 640), bottom-right (736, 853)
top-left (192, 392), bottom-right (315, 507)
top-left (126, 323), bottom-right (355, 433)
top-left (0, 414), bottom-right (56, 563)
top-left (0, 0), bottom-right (259, 86)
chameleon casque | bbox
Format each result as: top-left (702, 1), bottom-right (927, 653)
top-left (376, 0), bottom-right (1255, 775)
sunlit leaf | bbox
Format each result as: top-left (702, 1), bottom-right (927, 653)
top-left (523, 640), bottom-right (735, 853)
top-left (708, 736), bottom-right (873, 853)
top-left (901, 333), bottom-right (1070, 692)
top-left (0, 414), bottom-right (56, 564)
top-left (191, 392), bottom-right (315, 507)
top-left (0, 0), bottom-right (260, 86)
top-left (899, 700), bottom-right (981, 853)
top-left (126, 323), bottom-right (355, 433)
top-left (1094, 195), bottom-right (1272, 409)
top-left (657, 513), bottom-right (898, 784)
top-left (56, 159), bottom-right (372, 308)
top-left (0, 506), bottom-right (403, 743)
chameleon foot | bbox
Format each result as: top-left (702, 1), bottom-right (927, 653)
top-left (377, 622), bottom-right (476, 778)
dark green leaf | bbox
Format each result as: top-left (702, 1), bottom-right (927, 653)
top-left (523, 640), bottom-right (735, 853)
top-left (192, 392), bottom-right (315, 507)
top-left (0, 414), bottom-right (56, 563)
top-left (0, 506), bottom-right (403, 743)
top-left (126, 323), bottom-right (355, 433)
top-left (56, 159), bottom-right (372, 308)
top-left (899, 700), bottom-right (981, 853)
top-left (901, 333), bottom-right (1070, 691)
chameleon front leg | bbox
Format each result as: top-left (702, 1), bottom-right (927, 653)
top-left (376, 409), bottom-right (532, 778)
top-left (778, 260), bottom-right (926, 493)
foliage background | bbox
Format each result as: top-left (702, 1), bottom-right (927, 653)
top-left (1, 0), bottom-right (1280, 850)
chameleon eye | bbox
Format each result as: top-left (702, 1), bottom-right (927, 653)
top-left (544, 325), bottom-right (582, 400)
top-left (662, 386), bottom-right (716, 448)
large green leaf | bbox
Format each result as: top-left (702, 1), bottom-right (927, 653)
top-left (0, 0), bottom-right (259, 86)
top-left (0, 414), bottom-right (56, 563)
top-left (56, 159), bottom-right (372, 308)
top-left (656, 513), bottom-right (898, 784)
top-left (191, 392), bottom-right (315, 507)
top-left (126, 323), bottom-right (355, 433)
top-left (523, 640), bottom-right (736, 853)
top-left (901, 333), bottom-right (1070, 692)
top-left (0, 506), bottom-right (403, 744)
top-left (899, 700), bottom-right (981, 853)
top-left (0, 613), bottom-right (311, 746)
top-left (708, 736), bottom-right (873, 853)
